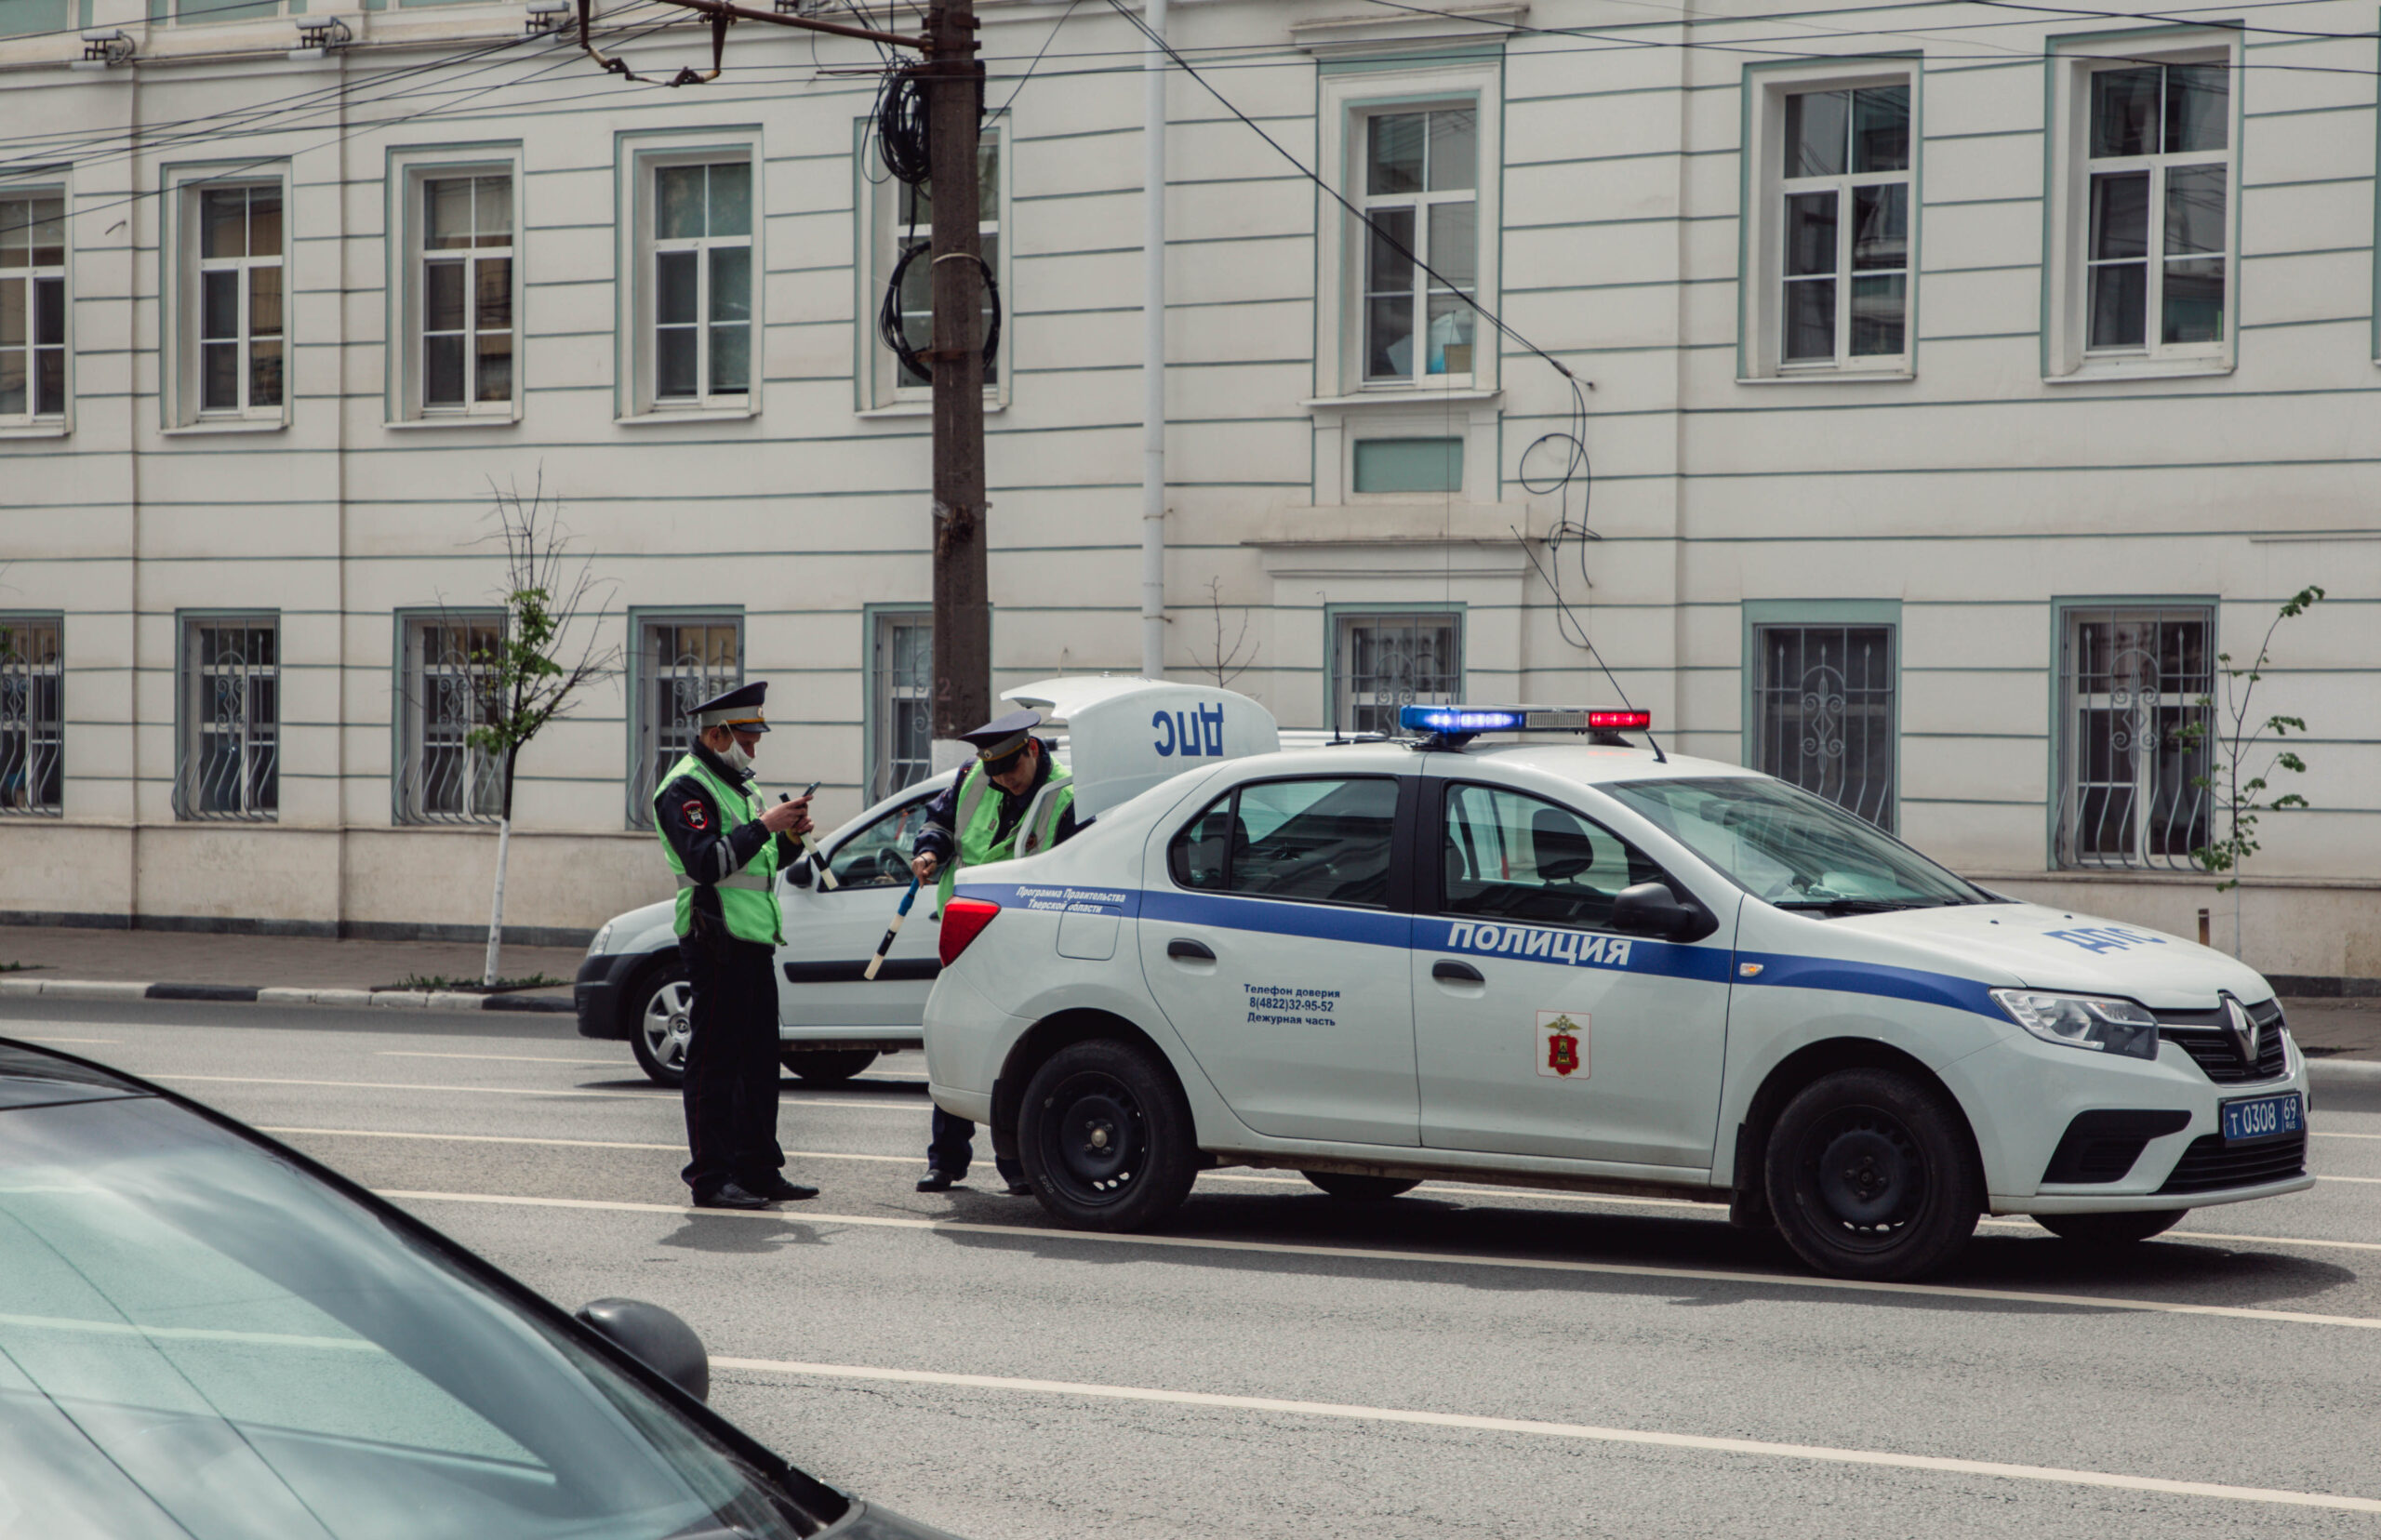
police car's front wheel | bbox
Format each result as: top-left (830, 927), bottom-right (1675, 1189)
top-left (1018, 1040), bottom-right (1198, 1232)
top-left (1765, 1069), bottom-right (1981, 1281)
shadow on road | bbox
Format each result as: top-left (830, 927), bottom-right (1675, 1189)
top-left (658, 1215), bottom-right (832, 1255)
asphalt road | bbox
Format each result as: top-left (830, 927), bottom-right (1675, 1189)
top-left (9, 996), bottom-right (2381, 1539)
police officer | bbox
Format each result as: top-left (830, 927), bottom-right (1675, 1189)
top-left (652, 681), bottom-right (821, 1211)
top-left (909, 709), bottom-right (1081, 1194)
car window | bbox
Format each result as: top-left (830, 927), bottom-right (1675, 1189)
top-left (0, 1095), bottom-right (821, 1540)
top-left (1602, 776), bottom-right (1984, 909)
top-left (1440, 783), bottom-right (1668, 931)
top-left (827, 799), bottom-right (929, 890)
top-left (1166, 777), bottom-right (1397, 909)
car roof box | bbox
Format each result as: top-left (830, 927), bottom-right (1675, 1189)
top-left (1000, 676), bottom-right (1279, 818)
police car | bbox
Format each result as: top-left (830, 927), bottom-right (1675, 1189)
top-left (575, 677), bottom-right (1287, 1085)
top-left (921, 705), bottom-right (2313, 1281)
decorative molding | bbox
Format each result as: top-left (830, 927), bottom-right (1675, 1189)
top-left (1290, 3), bottom-right (1525, 58)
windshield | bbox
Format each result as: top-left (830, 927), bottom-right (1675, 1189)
top-left (1600, 777), bottom-right (1986, 910)
top-left (0, 1093), bottom-right (825, 1540)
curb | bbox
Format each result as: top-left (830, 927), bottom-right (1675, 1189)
top-left (2309, 1057), bottom-right (2381, 1085)
top-left (0, 976), bottom-right (573, 1015)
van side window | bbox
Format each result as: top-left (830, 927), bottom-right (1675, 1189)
top-left (1166, 778), bottom-right (1398, 909)
top-left (830, 800), bottom-right (928, 888)
top-left (1440, 783), bottom-right (1666, 930)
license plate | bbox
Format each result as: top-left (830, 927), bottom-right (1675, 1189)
top-left (2220, 1091), bottom-right (2303, 1145)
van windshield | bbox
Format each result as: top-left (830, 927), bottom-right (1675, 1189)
top-left (1601, 777), bottom-right (1987, 911)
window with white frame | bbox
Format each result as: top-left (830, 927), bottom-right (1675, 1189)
top-left (1359, 108), bottom-right (1477, 386)
top-left (866, 133), bottom-right (1001, 406)
top-left (1751, 622), bottom-right (1896, 830)
top-left (628, 616), bottom-right (741, 827)
top-left (0, 616), bottom-right (62, 816)
top-left (1335, 612), bottom-right (1460, 737)
top-left (176, 617), bottom-right (278, 821)
top-left (870, 610), bottom-right (932, 801)
top-left (650, 161), bottom-right (751, 408)
top-left (396, 614), bottom-right (502, 824)
top-left (193, 183), bottom-right (285, 418)
top-left (1780, 86), bottom-right (1909, 367)
top-left (2055, 606), bottom-right (2212, 869)
top-left (1, 192), bottom-right (66, 425)
top-left (414, 171), bottom-right (515, 417)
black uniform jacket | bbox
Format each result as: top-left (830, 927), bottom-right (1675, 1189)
top-left (655, 743), bottom-right (801, 933)
top-left (912, 737), bottom-right (1084, 868)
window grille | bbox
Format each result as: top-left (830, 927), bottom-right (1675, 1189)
top-left (1336, 613), bottom-right (1460, 737)
top-left (0, 617), bottom-right (62, 816)
top-left (397, 616), bottom-right (503, 824)
top-left (1753, 623), bottom-right (1896, 830)
top-left (2057, 608), bottom-right (2212, 869)
top-left (630, 617), bottom-right (740, 827)
top-left (177, 618), bottom-right (277, 821)
top-left (871, 613), bottom-right (933, 801)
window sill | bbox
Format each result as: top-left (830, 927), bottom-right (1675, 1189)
top-left (615, 404), bottom-right (757, 426)
top-left (1304, 387), bottom-right (1502, 412)
top-left (1736, 369), bottom-right (1914, 386)
top-left (0, 421), bottom-right (70, 439)
top-left (858, 397), bottom-right (1008, 420)
top-left (385, 411), bottom-right (520, 431)
top-left (161, 418), bottom-right (286, 436)
top-left (2045, 359), bottom-right (2235, 385)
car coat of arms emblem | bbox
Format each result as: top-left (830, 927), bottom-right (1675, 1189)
top-left (2222, 994), bottom-right (2260, 1067)
top-left (1536, 1011), bottom-right (1589, 1080)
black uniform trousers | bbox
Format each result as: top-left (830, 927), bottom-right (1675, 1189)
top-left (678, 930), bottom-right (786, 1199)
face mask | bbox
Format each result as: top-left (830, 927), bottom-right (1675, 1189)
top-left (719, 738), bottom-right (753, 776)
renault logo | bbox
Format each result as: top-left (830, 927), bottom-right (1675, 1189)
top-left (2222, 994), bottom-right (2261, 1067)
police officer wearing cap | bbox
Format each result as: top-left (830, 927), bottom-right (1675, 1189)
top-left (908, 709), bottom-right (1081, 1193)
top-left (652, 681), bottom-right (822, 1211)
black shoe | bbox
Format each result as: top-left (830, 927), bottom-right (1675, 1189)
top-left (1004, 1180), bottom-right (1034, 1197)
top-left (915, 1167), bottom-right (957, 1192)
top-left (750, 1175), bottom-right (819, 1202)
top-left (693, 1182), bottom-right (772, 1211)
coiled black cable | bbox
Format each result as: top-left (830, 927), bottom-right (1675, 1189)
top-left (873, 65), bottom-right (931, 186)
top-left (876, 245), bottom-right (1001, 385)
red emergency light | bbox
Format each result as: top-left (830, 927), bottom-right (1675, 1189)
top-left (1588, 710), bottom-right (1652, 731)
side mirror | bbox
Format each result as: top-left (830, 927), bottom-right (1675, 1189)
top-left (1610, 882), bottom-right (1707, 940)
top-left (783, 857), bottom-right (812, 889)
top-left (577, 1298), bottom-right (710, 1402)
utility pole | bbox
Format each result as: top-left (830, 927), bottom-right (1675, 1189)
top-left (925, 0), bottom-right (991, 761)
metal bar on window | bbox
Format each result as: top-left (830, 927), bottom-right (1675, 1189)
top-left (1755, 624), bottom-right (1896, 831)
top-left (631, 619), bottom-right (740, 826)
top-left (0, 618), bottom-right (63, 816)
top-left (1338, 614), bottom-right (1460, 737)
top-left (180, 619), bottom-right (277, 821)
top-left (2056, 608), bottom-right (2210, 870)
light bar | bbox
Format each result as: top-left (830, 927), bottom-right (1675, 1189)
top-left (1589, 710), bottom-right (1652, 730)
top-left (1398, 705), bottom-right (1655, 741)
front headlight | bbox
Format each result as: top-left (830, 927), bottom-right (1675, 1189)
top-left (588, 922), bottom-right (615, 957)
top-left (1991, 989), bottom-right (2161, 1060)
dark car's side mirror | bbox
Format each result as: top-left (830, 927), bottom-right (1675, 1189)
top-left (783, 856), bottom-right (812, 889)
top-left (578, 1298), bottom-right (710, 1402)
top-left (1609, 882), bottom-right (1711, 941)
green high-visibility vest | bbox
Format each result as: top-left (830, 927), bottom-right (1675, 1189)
top-left (938, 755), bottom-right (1074, 913)
top-left (653, 751), bottom-right (783, 946)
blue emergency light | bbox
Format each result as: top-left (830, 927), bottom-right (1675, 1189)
top-left (1399, 704), bottom-right (1656, 750)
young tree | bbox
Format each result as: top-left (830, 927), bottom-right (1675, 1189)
top-left (1186, 575), bottom-right (1258, 691)
top-left (2186, 585), bottom-right (2323, 959)
top-left (465, 476), bottom-right (619, 986)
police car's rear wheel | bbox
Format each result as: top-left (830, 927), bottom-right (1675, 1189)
top-left (2036, 1209), bottom-right (2187, 1245)
top-left (1765, 1069), bottom-right (1980, 1281)
top-left (1302, 1172), bottom-right (1421, 1201)
top-left (778, 1049), bottom-right (878, 1085)
top-left (629, 965), bottom-right (692, 1088)
top-left (1019, 1040), bottom-right (1197, 1232)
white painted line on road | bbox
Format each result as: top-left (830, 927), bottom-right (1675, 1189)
top-left (2318, 1174), bottom-right (2381, 1184)
top-left (259, 1126), bottom-right (916, 1163)
top-left (9, 1035), bottom-right (116, 1044)
top-left (379, 1190), bottom-right (2381, 1331)
top-left (2313, 1131), bottom-right (2381, 1141)
top-left (377, 1051), bottom-right (628, 1066)
top-left (712, 1358), bottom-right (2381, 1516)
top-left (149, 1073), bottom-right (921, 1111)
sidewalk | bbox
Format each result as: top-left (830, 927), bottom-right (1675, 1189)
top-left (0, 924), bottom-right (582, 1013)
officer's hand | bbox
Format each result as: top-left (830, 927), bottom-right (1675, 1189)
top-left (762, 796), bottom-right (809, 835)
top-left (911, 853), bottom-right (938, 881)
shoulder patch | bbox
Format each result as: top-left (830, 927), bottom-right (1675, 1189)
top-left (682, 800), bottom-right (709, 831)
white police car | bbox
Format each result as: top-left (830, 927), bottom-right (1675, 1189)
top-left (921, 705), bottom-right (2312, 1281)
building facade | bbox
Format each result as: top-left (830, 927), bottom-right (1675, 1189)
top-left (1, 0), bottom-right (2374, 982)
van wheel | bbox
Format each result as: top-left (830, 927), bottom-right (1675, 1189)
top-left (1302, 1172), bottom-right (1420, 1201)
top-left (628, 962), bottom-right (691, 1088)
top-left (1764, 1069), bottom-right (1980, 1281)
top-left (779, 1049), bottom-right (878, 1086)
top-left (2036, 1210), bottom-right (2187, 1245)
top-left (1019, 1039), bottom-right (1198, 1232)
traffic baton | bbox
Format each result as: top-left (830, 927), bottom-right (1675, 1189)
top-left (863, 876), bottom-right (922, 981)
top-left (779, 793), bottom-right (838, 890)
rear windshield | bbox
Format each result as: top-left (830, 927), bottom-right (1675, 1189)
top-left (1602, 777), bottom-right (1986, 910)
top-left (0, 1095), bottom-right (824, 1540)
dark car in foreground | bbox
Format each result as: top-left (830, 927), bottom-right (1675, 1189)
top-left (0, 1038), bottom-right (955, 1540)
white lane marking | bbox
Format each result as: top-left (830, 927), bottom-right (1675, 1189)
top-left (10, 1035), bottom-right (118, 1044)
top-left (2318, 1174), bottom-right (2381, 1185)
top-left (712, 1357), bottom-right (2381, 1516)
top-left (259, 1126), bottom-right (914, 1163)
top-left (378, 1051), bottom-right (626, 1066)
top-left (378, 1190), bottom-right (2381, 1331)
top-left (2156, 1228), bottom-right (2381, 1255)
top-left (148, 1074), bottom-right (919, 1110)
top-left (2313, 1131), bottom-right (2381, 1141)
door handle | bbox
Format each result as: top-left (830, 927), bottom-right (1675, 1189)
top-left (1166, 938), bottom-right (1216, 962)
top-left (1432, 959), bottom-right (1483, 984)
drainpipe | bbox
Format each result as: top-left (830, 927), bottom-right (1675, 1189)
top-left (1138, 0), bottom-right (1167, 680)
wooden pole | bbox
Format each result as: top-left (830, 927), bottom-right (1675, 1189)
top-left (926, 0), bottom-right (990, 754)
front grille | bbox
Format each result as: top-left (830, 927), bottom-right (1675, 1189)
top-left (2155, 1129), bottom-right (2308, 1195)
top-left (2158, 999), bottom-right (2288, 1084)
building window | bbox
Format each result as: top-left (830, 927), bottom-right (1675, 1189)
top-left (1780, 86), bottom-right (1909, 367)
top-left (414, 171), bottom-right (515, 417)
top-left (2082, 63), bottom-right (2228, 355)
top-left (2056, 607), bottom-right (2212, 869)
top-left (1335, 611), bottom-right (1460, 737)
top-left (194, 184), bottom-right (285, 418)
top-left (629, 616), bottom-right (741, 827)
top-left (176, 617), bottom-right (277, 821)
top-left (1, 192), bottom-right (66, 425)
top-left (1351, 436), bottom-right (1463, 495)
top-left (0, 617), bottom-right (62, 816)
top-left (396, 615), bottom-right (502, 824)
top-left (1751, 623), bottom-right (1896, 830)
top-left (650, 160), bottom-right (751, 408)
top-left (870, 611), bottom-right (933, 802)
top-left (866, 133), bottom-right (1002, 407)
top-left (1360, 108), bottom-right (1476, 386)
